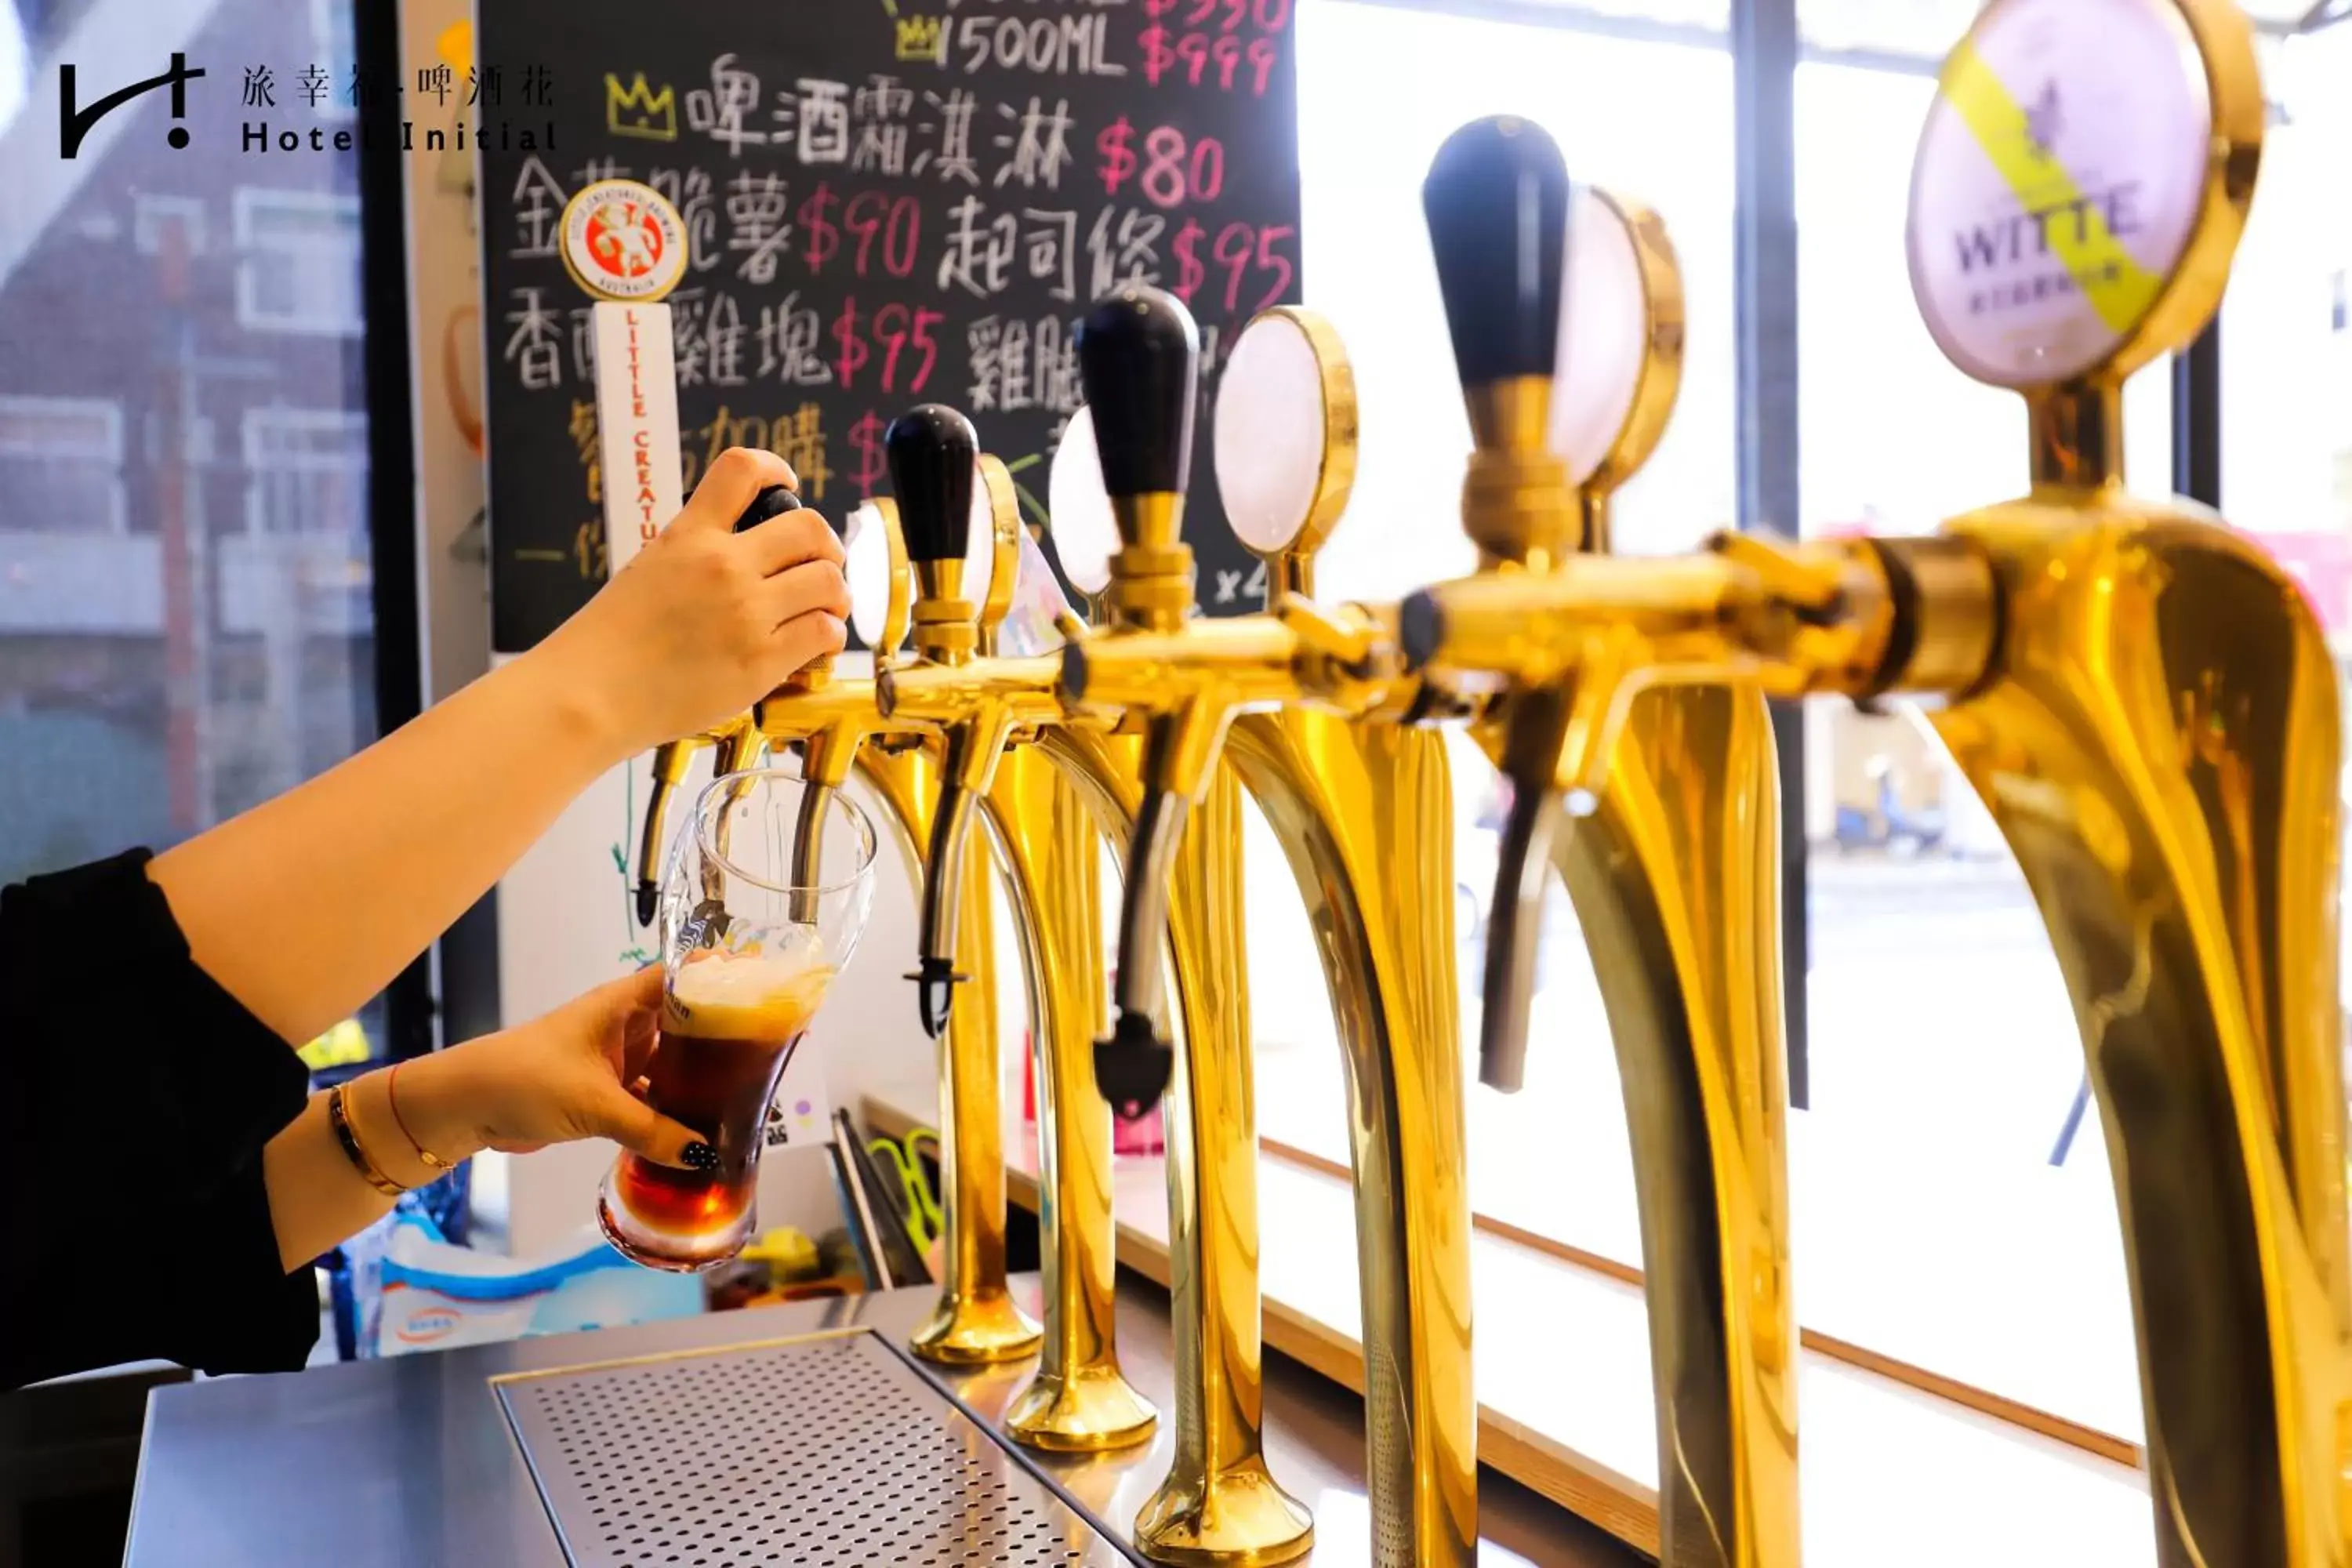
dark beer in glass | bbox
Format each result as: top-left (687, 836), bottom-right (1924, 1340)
top-left (597, 765), bottom-right (877, 1271)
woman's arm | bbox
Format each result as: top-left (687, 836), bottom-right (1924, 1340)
top-left (152, 449), bottom-right (848, 1047)
top-left (264, 968), bottom-right (691, 1268)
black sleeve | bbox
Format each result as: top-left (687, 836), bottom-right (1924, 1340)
top-left (0, 851), bottom-right (321, 1388)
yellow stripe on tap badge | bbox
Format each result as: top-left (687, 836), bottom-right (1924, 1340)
top-left (1937, 37), bottom-right (2163, 339)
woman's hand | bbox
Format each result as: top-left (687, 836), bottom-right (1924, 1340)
top-left (266, 969), bottom-right (708, 1269)
top-left (529, 447), bottom-right (852, 757)
top-left (386, 968), bottom-right (706, 1176)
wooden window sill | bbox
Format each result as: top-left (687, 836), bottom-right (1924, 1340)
top-left (863, 1080), bottom-right (2157, 1564)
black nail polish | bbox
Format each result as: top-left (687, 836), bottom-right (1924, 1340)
top-left (681, 1142), bottom-right (720, 1171)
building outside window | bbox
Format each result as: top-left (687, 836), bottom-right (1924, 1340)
top-left (0, 0), bottom-right (385, 1057)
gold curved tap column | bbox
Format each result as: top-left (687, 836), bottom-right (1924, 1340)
top-left (1409, 131), bottom-right (1798, 1567)
top-left (873, 400), bottom-right (1330, 1491)
top-left (1061, 292), bottom-right (1472, 1567)
top-left (866, 408), bottom-right (1160, 1436)
top-left (1404, 4), bottom-right (2350, 1560)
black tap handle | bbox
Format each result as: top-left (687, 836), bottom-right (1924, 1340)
top-left (1422, 116), bottom-right (1570, 387)
top-left (884, 405), bottom-right (978, 564)
top-left (1075, 285), bottom-right (1199, 498)
top-left (733, 484), bottom-right (804, 532)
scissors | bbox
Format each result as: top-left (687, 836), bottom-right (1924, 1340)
top-left (866, 1127), bottom-right (943, 1255)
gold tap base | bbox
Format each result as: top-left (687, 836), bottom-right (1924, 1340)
top-left (1133, 1461), bottom-right (1315, 1566)
top-left (909, 1290), bottom-right (1042, 1366)
top-left (1004, 1363), bottom-right (1160, 1452)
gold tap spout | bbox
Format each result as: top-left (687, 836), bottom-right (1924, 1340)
top-left (873, 434), bottom-right (1180, 1446)
top-left (1062, 288), bottom-right (1403, 1120)
top-left (990, 742), bottom-right (1160, 1453)
top-left (632, 734), bottom-right (704, 929)
top-left (870, 423), bottom-right (1194, 1453)
top-left (1415, 115), bottom-right (1581, 1093)
top-left (1059, 285), bottom-right (1209, 1123)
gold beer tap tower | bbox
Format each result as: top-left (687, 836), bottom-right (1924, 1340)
top-left (858, 294), bottom-right (1485, 1559)
top-left (1398, 0), bottom-right (2350, 1561)
top-left (610, 3), bottom-right (2352, 1563)
top-left (1053, 291), bottom-right (1476, 1566)
top-left (866, 404), bottom-right (1167, 1446)
top-left (877, 394), bottom-right (1321, 1535)
top-left (1401, 118), bottom-right (1800, 1566)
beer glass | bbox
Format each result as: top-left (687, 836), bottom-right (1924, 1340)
top-left (598, 764), bottom-right (878, 1271)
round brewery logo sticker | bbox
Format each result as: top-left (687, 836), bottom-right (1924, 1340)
top-left (560, 179), bottom-right (689, 304)
top-left (1906, 0), bottom-right (2212, 389)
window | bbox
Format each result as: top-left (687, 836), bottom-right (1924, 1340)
top-left (2220, 21), bottom-right (2352, 998)
top-left (222, 408), bottom-right (372, 799)
top-left (0, 0), bottom-right (385, 1060)
top-left (1251, 0), bottom-right (1737, 1269)
top-left (241, 405), bottom-right (369, 537)
top-left (233, 188), bottom-right (365, 336)
top-left (310, 0), bottom-right (360, 119)
top-left (0, 396), bottom-right (127, 534)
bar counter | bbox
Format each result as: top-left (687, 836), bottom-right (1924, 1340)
top-left (125, 1273), bottom-right (1637, 1566)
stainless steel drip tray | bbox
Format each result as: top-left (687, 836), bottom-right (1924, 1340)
top-left (494, 1328), bottom-right (1130, 1568)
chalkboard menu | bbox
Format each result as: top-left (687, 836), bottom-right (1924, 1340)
top-left (478, 0), bottom-right (1303, 653)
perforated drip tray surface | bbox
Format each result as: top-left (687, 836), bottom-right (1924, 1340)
top-left (495, 1328), bottom-right (1134, 1568)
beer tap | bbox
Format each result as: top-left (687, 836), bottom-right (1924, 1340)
top-left (1406, 2), bottom-right (2350, 1559)
top-left (873, 407), bottom-right (1043, 1039)
top-left (872, 416), bottom-right (1177, 1453)
top-left (866, 365), bottom-right (1334, 1541)
top-left (1062, 289), bottom-right (1475, 1566)
top-left (1396, 116), bottom-right (1802, 1566)
top-left (840, 456), bottom-right (1048, 1370)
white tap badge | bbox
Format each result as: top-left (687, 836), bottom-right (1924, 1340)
top-left (1214, 311), bottom-right (1330, 556)
top-left (1906, 0), bottom-right (2211, 389)
top-left (1551, 186), bottom-right (1651, 486)
top-left (591, 301), bottom-right (684, 578)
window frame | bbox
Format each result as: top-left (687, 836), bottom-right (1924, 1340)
top-left (231, 186), bottom-right (366, 338)
top-left (0, 394), bottom-right (129, 535)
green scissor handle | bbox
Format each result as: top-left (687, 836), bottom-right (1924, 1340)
top-left (867, 1127), bottom-right (944, 1254)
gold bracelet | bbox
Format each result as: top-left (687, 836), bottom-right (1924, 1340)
top-left (385, 1062), bottom-right (452, 1174)
top-left (328, 1082), bottom-right (409, 1198)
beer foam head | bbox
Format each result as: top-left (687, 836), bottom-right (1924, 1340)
top-left (667, 935), bottom-right (835, 1039)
